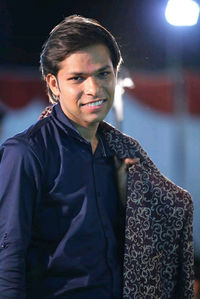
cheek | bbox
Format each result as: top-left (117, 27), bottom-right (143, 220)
top-left (108, 79), bottom-right (116, 93)
top-left (60, 85), bottom-right (82, 99)
top-left (108, 84), bottom-right (115, 100)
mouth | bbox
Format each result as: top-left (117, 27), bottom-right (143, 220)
top-left (81, 99), bottom-right (106, 107)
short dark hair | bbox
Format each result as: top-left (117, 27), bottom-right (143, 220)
top-left (40, 15), bottom-right (122, 104)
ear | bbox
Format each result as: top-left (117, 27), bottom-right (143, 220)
top-left (46, 74), bottom-right (60, 97)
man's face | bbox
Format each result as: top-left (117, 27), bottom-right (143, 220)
top-left (47, 43), bottom-right (117, 128)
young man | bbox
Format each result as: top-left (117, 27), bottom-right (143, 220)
top-left (0, 15), bottom-right (194, 298)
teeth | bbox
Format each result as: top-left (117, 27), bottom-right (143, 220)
top-left (86, 100), bottom-right (104, 107)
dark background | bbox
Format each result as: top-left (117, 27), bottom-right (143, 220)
top-left (1, 0), bottom-right (200, 72)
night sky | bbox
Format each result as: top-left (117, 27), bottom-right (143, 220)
top-left (1, 0), bottom-right (200, 71)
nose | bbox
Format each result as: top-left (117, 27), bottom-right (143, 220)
top-left (84, 77), bottom-right (100, 96)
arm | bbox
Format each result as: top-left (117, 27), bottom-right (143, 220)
top-left (0, 138), bottom-right (42, 298)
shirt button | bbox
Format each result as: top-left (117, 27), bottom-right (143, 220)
top-left (1, 242), bottom-right (7, 248)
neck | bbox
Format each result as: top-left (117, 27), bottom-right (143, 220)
top-left (73, 122), bottom-right (99, 153)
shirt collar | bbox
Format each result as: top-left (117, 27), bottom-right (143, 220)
top-left (51, 102), bottom-right (114, 157)
top-left (52, 103), bottom-right (80, 135)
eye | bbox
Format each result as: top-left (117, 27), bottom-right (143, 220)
top-left (98, 71), bottom-right (111, 79)
top-left (69, 76), bottom-right (84, 82)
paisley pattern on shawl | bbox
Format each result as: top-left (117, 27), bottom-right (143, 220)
top-left (39, 107), bottom-right (194, 298)
top-left (100, 121), bottom-right (194, 299)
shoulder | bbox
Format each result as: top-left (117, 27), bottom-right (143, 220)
top-left (0, 116), bottom-right (53, 164)
top-left (100, 121), bottom-right (142, 157)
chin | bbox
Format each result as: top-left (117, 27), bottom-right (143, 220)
top-left (84, 118), bottom-right (103, 127)
top-left (88, 113), bottom-right (107, 124)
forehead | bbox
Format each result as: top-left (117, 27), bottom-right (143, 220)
top-left (58, 43), bottom-right (113, 74)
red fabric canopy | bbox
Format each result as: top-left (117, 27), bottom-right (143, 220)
top-left (184, 71), bottom-right (200, 116)
top-left (126, 73), bottom-right (174, 114)
top-left (0, 69), bottom-right (200, 115)
top-left (0, 72), bottom-right (48, 109)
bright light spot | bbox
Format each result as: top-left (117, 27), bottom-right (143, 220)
top-left (122, 77), bottom-right (134, 88)
top-left (165, 0), bottom-right (200, 26)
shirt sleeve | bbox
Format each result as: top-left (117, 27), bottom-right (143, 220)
top-left (0, 137), bottom-right (43, 298)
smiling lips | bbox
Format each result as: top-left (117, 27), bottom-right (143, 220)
top-left (81, 99), bottom-right (106, 108)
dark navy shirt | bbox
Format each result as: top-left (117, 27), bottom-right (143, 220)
top-left (0, 103), bottom-right (122, 298)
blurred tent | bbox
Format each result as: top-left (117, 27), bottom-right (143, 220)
top-left (0, 69), bottom-right (200, 114)
top-left (0, 69), bottom-right (48, 109)
top-left (0, 68), bottom-right (199, 253)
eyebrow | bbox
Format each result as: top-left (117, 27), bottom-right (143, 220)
top-left (66, 65), bottom-right (112, 76)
